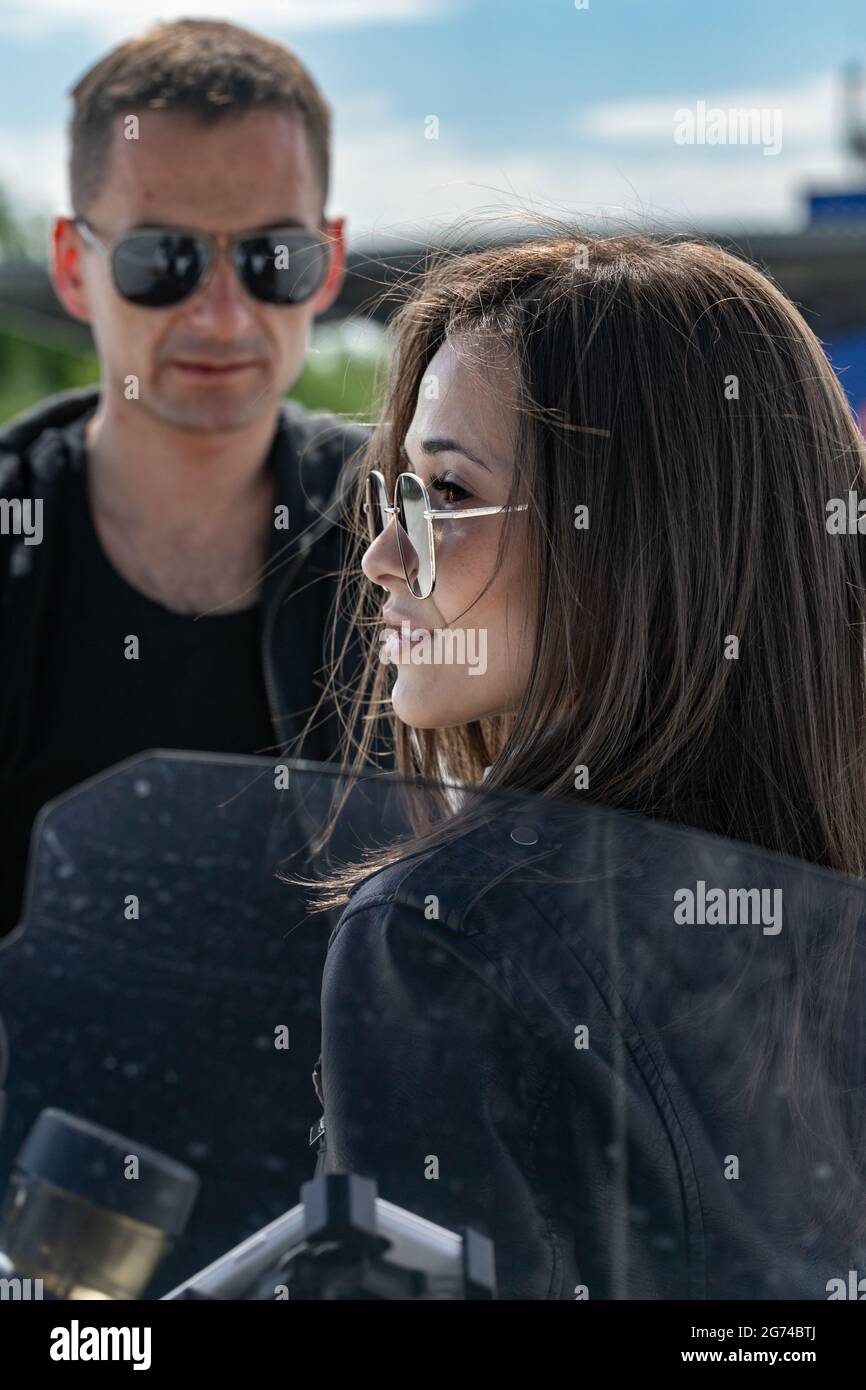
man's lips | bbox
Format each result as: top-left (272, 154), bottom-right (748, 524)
top-left (169, 359), bottom-right (260, 376)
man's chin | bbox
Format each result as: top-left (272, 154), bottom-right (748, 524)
top-left (154, 385), bottom-right (277, 434)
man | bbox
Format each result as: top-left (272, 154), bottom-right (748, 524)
top-left (0, 19), bottom-right (370, 936)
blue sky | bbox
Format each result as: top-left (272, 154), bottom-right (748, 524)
top-left (2, 0), bottom-right (866, 245)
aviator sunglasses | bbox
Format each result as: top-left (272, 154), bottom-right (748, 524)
top-left (73, 216), bottom-right (333, 309)
top-left (364, 467), bottom-right (528, 600)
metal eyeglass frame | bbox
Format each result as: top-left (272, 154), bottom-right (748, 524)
top-left (71, 215), bottom-right (332, 306)
top-left (364, 467), bottom-right (529, 599)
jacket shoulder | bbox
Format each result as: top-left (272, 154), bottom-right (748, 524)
top-left (275, 400), bottom-right (372, 524)
top-left (0, 387), bottom-right (98, 494)
top-left (281, 400), bottom-right (371, 469)
top-left (341, 805), bottom-right (551, 933)
top-left (0, 386), bottom-right (99, 456)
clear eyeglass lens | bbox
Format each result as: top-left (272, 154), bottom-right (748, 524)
top-left (365, 477), bottom-right (387, 542)
top-left (395, 475), bottom-right (432, 598)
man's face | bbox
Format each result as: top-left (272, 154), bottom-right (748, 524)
top-left (53, 108), bottom-right (343, 433)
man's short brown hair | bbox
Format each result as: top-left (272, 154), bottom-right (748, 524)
top-left (69, 18), bottom-right (331, 214)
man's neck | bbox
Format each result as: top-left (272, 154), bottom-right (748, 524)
top-left (85, 398), bottom-right (281, 528)
top-left (83, 399), bottom-right (281, 615)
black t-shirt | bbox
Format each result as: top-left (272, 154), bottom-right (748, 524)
top-left (0, 454), bottom-right (276, 936)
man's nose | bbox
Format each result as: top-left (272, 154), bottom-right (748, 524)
top-left (183, 250), bottom-right (257, 340)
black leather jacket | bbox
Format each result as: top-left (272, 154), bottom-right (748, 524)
top-left (313, 791), bottom-right (866, 1300)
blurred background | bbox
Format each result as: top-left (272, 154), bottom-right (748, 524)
top-left (2, 0), bottom-right (866, 426)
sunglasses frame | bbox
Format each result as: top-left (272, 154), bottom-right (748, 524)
top-left (72, 215), bottom-right (333, 308)
top-left (364, 467), bottom-right (528, 599)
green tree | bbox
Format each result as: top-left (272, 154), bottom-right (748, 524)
top-left (0, 186), bottom-right (49, 262)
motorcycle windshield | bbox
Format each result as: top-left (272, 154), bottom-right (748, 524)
top-left (0, 751), bottom-right (411, 1295)
top-left (1, 752), bottom-right (864, 1299)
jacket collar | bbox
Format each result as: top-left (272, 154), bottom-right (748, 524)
top-left (0, 385), bottom-right (365, 551)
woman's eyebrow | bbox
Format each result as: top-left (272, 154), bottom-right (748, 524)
top-left (401, 437), bottom-right (492, 473)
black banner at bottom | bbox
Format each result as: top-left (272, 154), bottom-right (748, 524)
top-left (0, 1297), bottom-right (861, 1375)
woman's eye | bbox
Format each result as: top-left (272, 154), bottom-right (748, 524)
top-left (429, 475), bottom-right (471, 504)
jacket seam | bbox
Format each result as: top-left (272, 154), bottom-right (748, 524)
top-left (524, 1066), bottom-right (569, 1299)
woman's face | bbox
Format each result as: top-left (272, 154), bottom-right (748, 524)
top-left (362, 337), bottom-right (535, 729)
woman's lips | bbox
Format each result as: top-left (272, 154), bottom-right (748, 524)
top-left (382, 624), bottom-right (429, 653)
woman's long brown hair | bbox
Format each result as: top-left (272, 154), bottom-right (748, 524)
top-left (290, 227), bottom-right (866, 1241)
top-left (310, 229), bottom-right (866, 871)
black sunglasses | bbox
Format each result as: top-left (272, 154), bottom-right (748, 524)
top-left (73, 216), bottom-right (333, 309)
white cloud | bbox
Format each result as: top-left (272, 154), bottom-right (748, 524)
top-left (333, 81), bottom-right (852, 242)
top-left (0, 125), bottom-right (68, 218)
top-left (0, 73), bottom-right (852, 247)
top-left (3, 0), bottom-right (447, 43)
top-left (579, 71), bottom-right (844, 151)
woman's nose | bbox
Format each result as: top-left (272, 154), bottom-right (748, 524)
top-left (362, 516), bottom-right (406, 590)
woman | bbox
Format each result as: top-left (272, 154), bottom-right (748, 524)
top-left (304, 231), bottom-right (866, 1299)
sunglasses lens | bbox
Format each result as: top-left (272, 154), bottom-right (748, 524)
top-left (365, 475), bottom-right (387, 542)
top-left (236, 233), bottom-right (330, 305)
top-left (112, 233), bottom-right (206, 307)
top-left (395, 475), bottom-right (432, 599)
